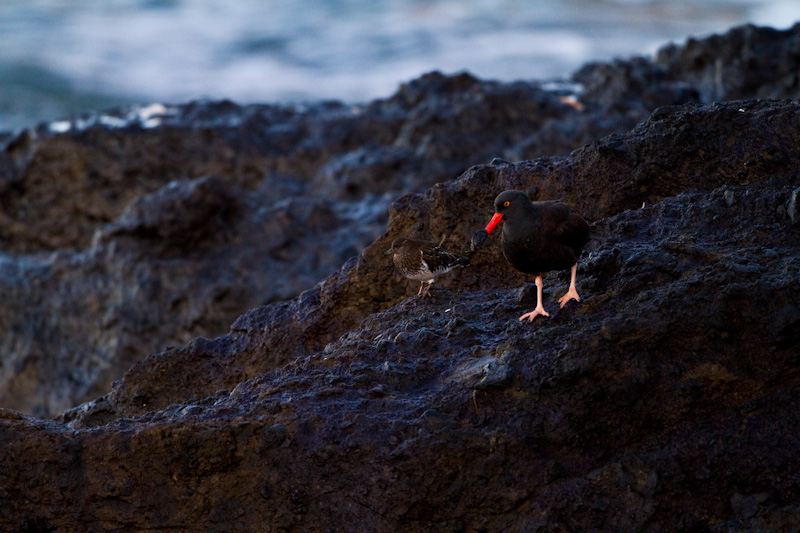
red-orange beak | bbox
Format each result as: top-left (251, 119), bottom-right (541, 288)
top-left (485, 212), bottom-right (503, 234)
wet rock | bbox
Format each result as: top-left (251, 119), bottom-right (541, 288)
top-left (2, 22), bottom-right (800, 533)
top-left (0, 66), bottom-right (604, 416)
top-left (655, 23), bottom-right (800, 102)
top-left (96, 175), bottom-right (238, 250)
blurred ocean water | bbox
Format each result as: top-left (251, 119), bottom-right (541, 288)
top-left (0, 0), bottom-right (797, 132)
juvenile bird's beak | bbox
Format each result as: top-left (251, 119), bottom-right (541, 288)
top-left (382, 247), bottom-right (394, 257)
top-left (485, 212), bottom-right (503, 234)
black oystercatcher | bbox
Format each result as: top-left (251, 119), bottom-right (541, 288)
top-left (472, 190), bottom-right (589, 321)
top-left (384, 237), bottom-right (469, 298)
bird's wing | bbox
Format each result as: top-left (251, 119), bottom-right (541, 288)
top-left (546, 203), bottom-right (590, 246)
top-left (421, 244), bottom-right (466, 272)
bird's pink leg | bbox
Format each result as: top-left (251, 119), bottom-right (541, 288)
top-left (417, 282), bottom-right (425, 295)
top-left (558, 263), bottom-right (581, 308)
top-left (419, 281), bottom-right (433, 298)
top-left (519, 275), bottom-right (550, 321)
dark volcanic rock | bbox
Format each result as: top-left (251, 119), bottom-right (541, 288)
top-left (62, 98), bottom-right (800, 424)
top-left (4, 24), bottom-right (800, 417)
top-left (2, 22), bottom-right (800, 532)
top-left (0, 74), bottom-right (576, 416)
top-left (655, 23), bottom-right (800, 102)
top-left (5, 109), bottom-right (800, 530)
top-left (35, 97), bottom-right (798, 531)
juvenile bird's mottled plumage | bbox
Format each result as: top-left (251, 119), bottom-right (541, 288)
top-left (385, 237), bottom-right (469, 298)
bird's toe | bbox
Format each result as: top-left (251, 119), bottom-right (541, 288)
top-left (519, 308), bottom-right (550, 321)
top-left (558, 289), bottom-right (581, 308)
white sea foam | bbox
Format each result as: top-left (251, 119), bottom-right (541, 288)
top-left (0, 0), bottom-right (797, 131)
top-left (49, 120), bottom-right (71, 134)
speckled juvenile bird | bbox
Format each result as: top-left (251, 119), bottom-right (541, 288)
top-left (384, 237), bottom-right (469, 298)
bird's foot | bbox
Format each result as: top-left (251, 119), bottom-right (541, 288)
top-left (558, 287), bottom-right (581, 308)
top-left (519, 305), bottom-right (550, 322)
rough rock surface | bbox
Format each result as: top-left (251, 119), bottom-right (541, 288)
top-left (0, 76), bottom-right (576, 416)
top-left (2, 23), bottom-right (800, 531)
top-left (2, 23), bottom-right (799, 417)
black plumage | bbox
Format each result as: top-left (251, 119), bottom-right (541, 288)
top-left (385, 237), bottom-right (469, 298)
top-left (475, 190), bottom-right (589, 321)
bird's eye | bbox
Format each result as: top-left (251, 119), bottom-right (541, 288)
top-left (503, 201), bottom-right (510, 207)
